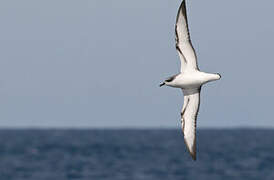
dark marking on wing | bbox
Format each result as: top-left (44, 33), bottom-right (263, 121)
top-left (181, 97), bottom-right (189, 118)
top-left (180, 0), bottom-right (190, 38)
top-left (175, 0), bottom-right (189, 64)
top-left (190, 88), bottom-right (201, 160)
top-left (175, 0), bottom-right (191, 42)
top-left (176, 46), bottom-right (183, 56)
top-left (175, 25), bottom-right (179, 46)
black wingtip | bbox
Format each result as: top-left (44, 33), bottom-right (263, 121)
top-left (190, 152), bottom-right (197, 161)
top-left (183, 128), bottom-right (197, 161)
top-left (184, 138), bottom-right (197, 161)
top-left (176, 0), bottom-right (186, 21)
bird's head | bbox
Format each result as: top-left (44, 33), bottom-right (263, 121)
top-left (159, 74), bottom-right (178, 87)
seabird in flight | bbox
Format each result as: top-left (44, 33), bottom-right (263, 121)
top-left (160, 0), bottom-right (221, 160)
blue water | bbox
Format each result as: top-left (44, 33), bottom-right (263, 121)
top-left (0, 129), bottom-right (274, 180)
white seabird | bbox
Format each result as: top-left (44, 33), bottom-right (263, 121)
top-left (160, 0), bottom-right (221, 160)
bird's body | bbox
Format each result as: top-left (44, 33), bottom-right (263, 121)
top-left (165, 71), bottom-right (220, 89)
top-left (160, 0), bottom-right (221, 160)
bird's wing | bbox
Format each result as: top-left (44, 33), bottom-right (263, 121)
top-left (175, 0), bottom-right (198, 72)
top-left (181, 88), bottom-right (201, 160)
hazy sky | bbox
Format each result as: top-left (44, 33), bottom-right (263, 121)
top-left (0, 0), bottom-right (273, 128)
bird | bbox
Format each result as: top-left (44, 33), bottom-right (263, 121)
top-left (160, 0), bottom-right (221, 160)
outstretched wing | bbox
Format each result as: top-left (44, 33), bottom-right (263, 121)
top-left (175, 0), bottom-right (198, 72)
top-left (181, 88), bottom-right (201, 160)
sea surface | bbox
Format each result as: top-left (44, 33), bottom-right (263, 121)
top-left (0, 129), bottom-right (274, 180)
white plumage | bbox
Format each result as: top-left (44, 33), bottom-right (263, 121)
top-left (160, 0), bottom-right (221, 160)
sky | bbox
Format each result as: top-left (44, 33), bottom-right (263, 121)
top-left (0, 0), bottom-right (273, 128)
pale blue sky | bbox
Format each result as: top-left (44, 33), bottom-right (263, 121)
top-left (0, 0), bottom-right (273, 128)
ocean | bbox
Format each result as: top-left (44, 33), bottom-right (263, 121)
top-left (0, 129), bottom-right (273, 180)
